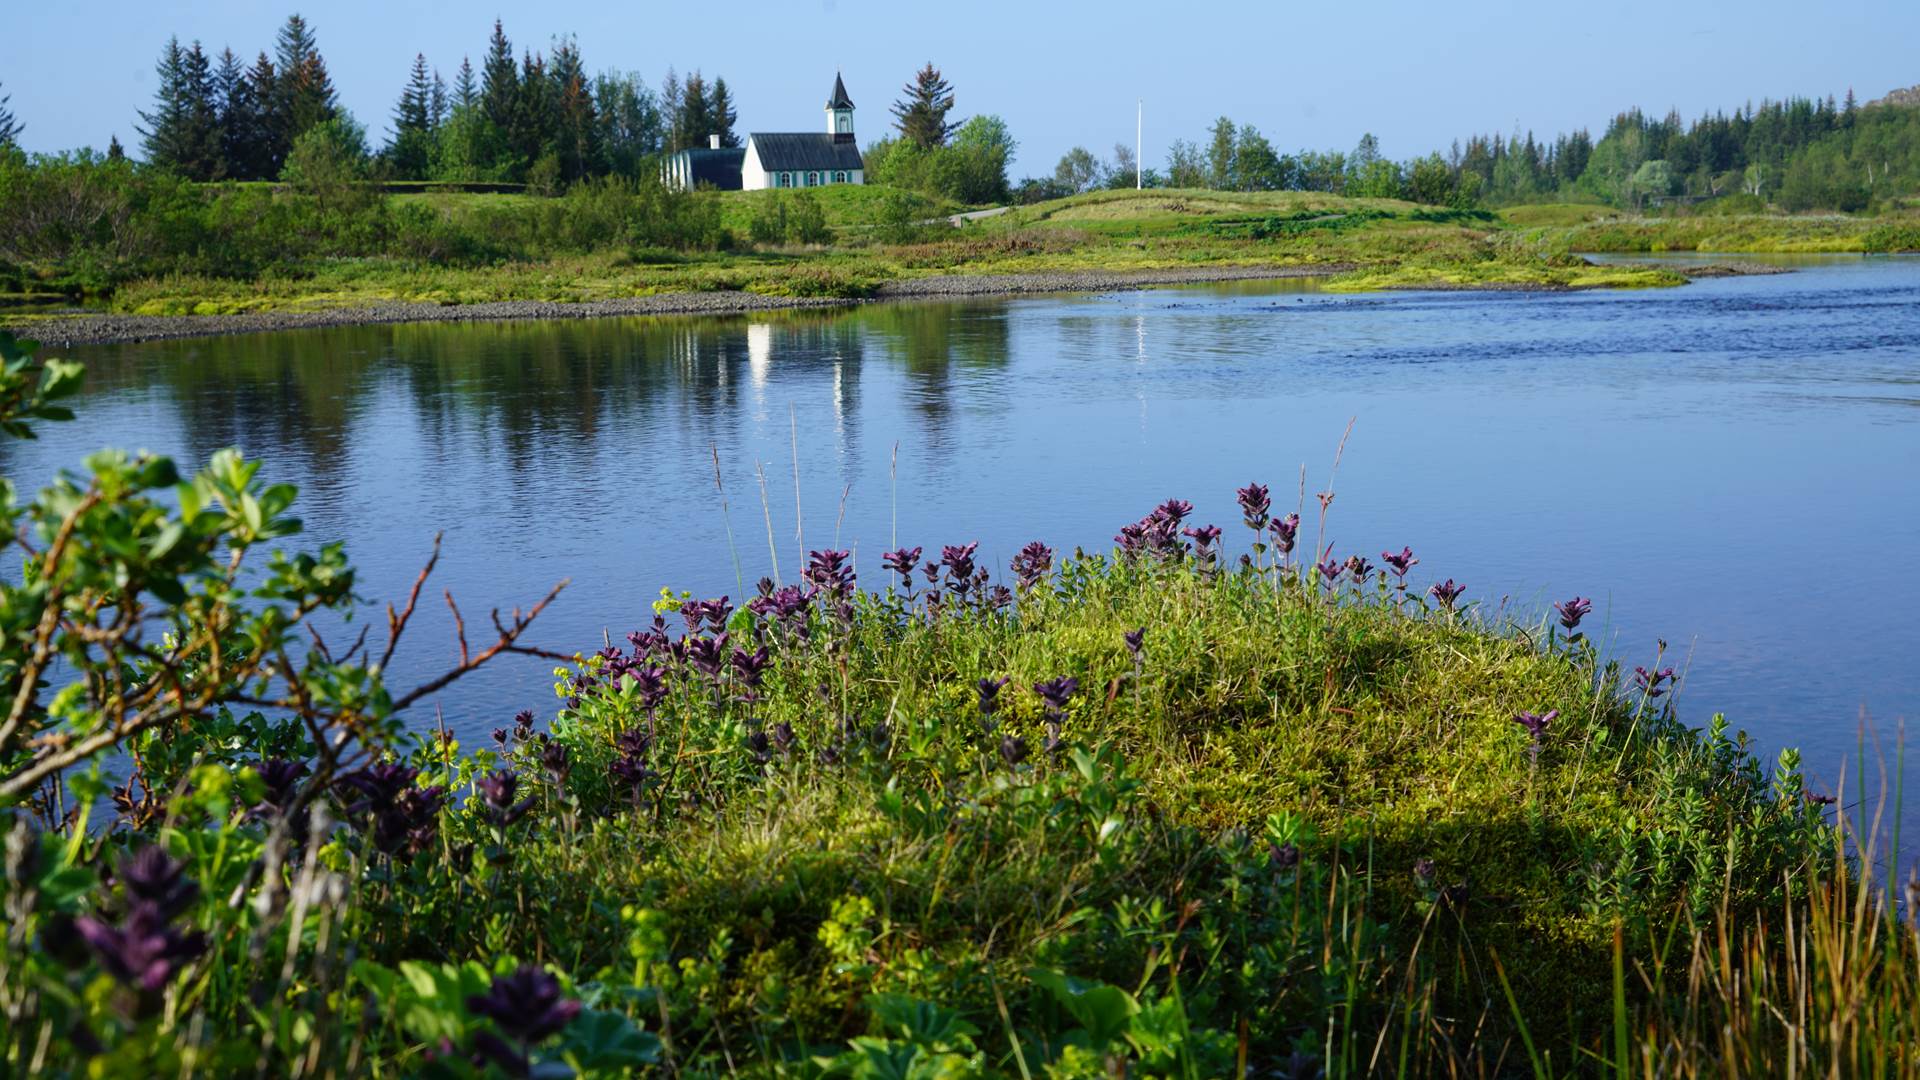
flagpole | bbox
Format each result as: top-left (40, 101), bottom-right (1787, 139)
top-left (1136, 99), bottom-right (1143, 190)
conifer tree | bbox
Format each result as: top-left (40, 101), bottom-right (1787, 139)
top-left (215, 47), bottom-right (266, 179)
top-left (139, 38), bottom-right (224, 179)
top-left (107, 134), bottom-right (125, 160)
top-left (510, 50), bottom-right (555, 176)
top-left (675, 71), bottom-right (712, 152)
top-left (244, 53), bottom-right (282, 175)
top-left (548, 39), bottom-right (598, 181)
top-left (481, 21), bottom-right (517, 132)
top-left (430, 70), bottom-right (448, 130)
top-left (659, 69), bottom-right (684, 149)
top-left (890, 63), bottom-right (958, 147)
top-left (710, 77), bottom-right (739, 148)
top-left (453, 57), bottom-right (478, 111)
top-left (0, 80), bottom-right (20, 148)
top-left (273, 13), bottom-right (337, 154)
top-left (388, 52), bottom-right (435, 178)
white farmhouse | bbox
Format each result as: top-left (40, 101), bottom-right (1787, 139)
top-left (663, 75), bottom-right (864, 192)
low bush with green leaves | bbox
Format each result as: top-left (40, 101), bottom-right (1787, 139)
top-left (0, 330), bottom-right (1898, 1077)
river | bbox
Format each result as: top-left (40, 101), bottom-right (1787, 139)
top-left (15, 255), bottom-right (1918, 827)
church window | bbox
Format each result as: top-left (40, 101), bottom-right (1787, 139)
top-left (807, 172), bottom-right (820, 186)
top-left (833, 171), bottom-right (847, 183)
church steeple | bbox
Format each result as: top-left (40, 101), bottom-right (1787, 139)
top-left (825, 73), bottom-right (855, 142)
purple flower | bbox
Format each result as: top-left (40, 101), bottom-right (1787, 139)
top-left (609, 731), bottom-right (658, 802)
top-left (117, 847), bottom-right (199, 922)
top-left (976, 676), bottom-right (1010, 716)
top-left (1269, 513), bottom-right (1300, 556)
top-left (337, 764), bottom-right (447, 856)
top-left (1634, 666), bottom-right (1677, 698)
top-left (76, 902), bottom-right (207, 995)
top-left (685, 633), bottom-right (730, 680)
top-left (1413, 857), bottom-right (1436, 885)
top-left (536, 735), bottom-right (570, 786)
top-left (999, 734), bottom-right (1029, 768)
top-left (805, 549), bottom-right (856, 594)
top-left (1344, 554), bottom-right (1375, 583)
top-left (1011, 541), bottom-right (1054, 589)
top-left (1183, 524), bottom-right (1223, 559)
top-left (246, 758), bottom-right (312, 834)
top-left (1153, 499), bottom-right (1193, 526)
top-left (628, 666), bottom-right (671, 712)
top-left (1428, 579), bottom-right (1465, 610)
top-left (1805, 792), bottom-right (1837, 807)
top-left (1555, 596), bottom-right (1593, 632)
top-left (1123, 628), bottom-right (1145, 661)
top-left (1315, 555), bottom-right (1343, 584)
top-left (1237, 482), bottom-right (1271, 530)
top-left (731, 645), bottom-right (772, 690)
top-left (882, 546), bottom-right (922, 590)
top-left (512, 710), bottom-right (535, 742)
top-left (1381, 546), bottom-right (1418, 579)
top-left (467, 965), bottom-right (582, 1076)
top-left (475, 769), bottom-right (536, 829)
top-left (1512, 709), bottom-right (1557, 742)
top-left (1033, 676), bottom-right (1079, 715)
top-left (771, 721), bottom-right (798, 755)
top-left (1268, 841), bottom-right (1300, 870)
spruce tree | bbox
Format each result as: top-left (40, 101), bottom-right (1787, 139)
top-left (454, 57), bottom-right (478, 111)
top-left (0, 81), bottom-right (20, 148)
top-left (890, 63), bottom-right (957, 147)
top-left (215, 47), bottom-right (264, 179)
top-left (273, 13), bottom-right (337, 152)
top-left (660, 69), bottom-right (684, 149)
top-left (510, 50), bottom-right (555, 177)
top-left (430, 71), bottom-right (448, 131)
top-left (245, 53), bottom-right (282, 176)
top-left (451, 56), bottom-right (478, 111)
top-left (710, 77), bottom-right (739, 148)
top-left (481, 21), bottom-right (517, 132)
top-left (388, 52), bottom-right (435, 178)
top-left (548, 39), bottom-right (598, 181)
top-left (677, 71), bottom-right (711, 152)
top-left (107, 134), bottom-right (125, 160)
top-left (139, 38), bottom-right (224, 179)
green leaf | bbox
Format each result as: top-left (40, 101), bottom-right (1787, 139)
top-left (557, 1008), bottom-right (662, 1070)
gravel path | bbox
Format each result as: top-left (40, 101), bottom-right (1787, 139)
top-left (10, 265), bottom-right (1350, 347)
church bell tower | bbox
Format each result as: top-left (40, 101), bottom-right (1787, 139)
top-left (826, 73), bottom-right (855, 144)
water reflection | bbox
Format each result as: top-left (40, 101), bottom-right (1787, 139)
top-left (9, 262), bottom-right (1917, 840)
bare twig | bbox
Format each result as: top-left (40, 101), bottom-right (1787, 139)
top-left (378, 533), bottom-right (442, 672)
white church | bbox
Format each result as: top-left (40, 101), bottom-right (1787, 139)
top-left (663, 75), bottom-right (865, 192)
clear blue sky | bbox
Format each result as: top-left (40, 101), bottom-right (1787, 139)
top-left (5, 0), bottom-right (1916, 175)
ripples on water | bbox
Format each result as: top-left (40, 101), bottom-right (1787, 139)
top-left (12, 256), bottom-right (1917, 823)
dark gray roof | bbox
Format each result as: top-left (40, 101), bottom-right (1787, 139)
top-left (827, 74), bottom-right (854, 110)
top-left (676, 147), bottom-right (745, 189)
top-left (749, 133), bottom-right (864, 172)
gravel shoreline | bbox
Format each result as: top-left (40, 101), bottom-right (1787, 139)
top-left (11, 265), bottom-right (1349, 348)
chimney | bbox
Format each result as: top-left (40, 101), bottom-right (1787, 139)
top-left (709, 134), bottom-right (721, 150)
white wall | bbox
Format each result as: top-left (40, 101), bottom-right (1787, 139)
top-left (741, 138), bottom-right (864, 191)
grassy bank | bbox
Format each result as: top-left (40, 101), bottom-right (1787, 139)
top-left (6, 308), bottom-right (1888, 1075)
top-left (1, 177), bottom-right (1711, 324)
top-left (6, 176), bottom-right (1916, 329)
top-left (1499, 201), bottom-right (1920, 254)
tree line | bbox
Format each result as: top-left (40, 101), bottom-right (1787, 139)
top-left (1446, 90), bottom-right (1920, 211)
top-left (1031, 122), bottom-right (1480, 208)
top-left (134, 14), bottom-right (742, 189)
top-left (126, 17), bottom-right (1014, 204)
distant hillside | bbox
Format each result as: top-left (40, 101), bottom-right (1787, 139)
top-left (1868, 85), bottom-right (1920, 109)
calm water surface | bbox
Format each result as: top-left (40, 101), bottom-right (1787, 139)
top-left (18, 256), bottom-right (1919, 814)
